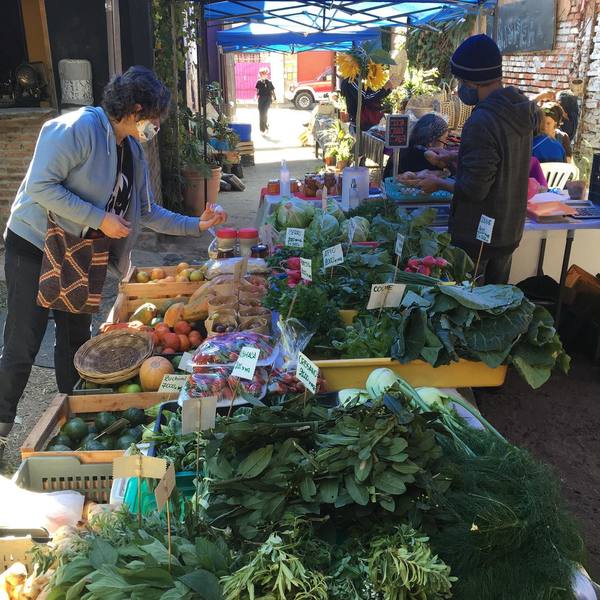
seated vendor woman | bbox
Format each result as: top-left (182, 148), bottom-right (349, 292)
top-left (532, 106), bottom-right (567, 163)
top-left (382, 113), bottom-right (456, 179)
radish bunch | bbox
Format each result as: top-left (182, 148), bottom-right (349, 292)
top-left (405, 256), bottom-right (449, 278)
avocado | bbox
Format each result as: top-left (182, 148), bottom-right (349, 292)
top-left (61, 417), bottom-right (88, 442)
top-left (95, 412), bottom-right (117, 432)
top-left (98, 435), bottom-right (116, 450)
top-left (81, 439), bottom-right (106, 451)
top-left (49, 433), bottom-right (73, 448)
top-left (115, 434), bottom-right (137, 450)
top-left (126, 426), bottom-right (143, 442)
top-left (47, 444), bottom-right (72, 452)
top-left (121, 407), bottom-right (146, 426)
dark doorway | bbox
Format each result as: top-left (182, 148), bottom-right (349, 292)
top-left (0, 0), bottom-right (28, 83)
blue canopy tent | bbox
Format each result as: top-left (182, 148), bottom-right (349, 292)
top-left (217, 22), bottom-right (381, 53)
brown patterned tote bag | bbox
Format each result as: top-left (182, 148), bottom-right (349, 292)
top-left (37, 215), bottom-right (110, 314)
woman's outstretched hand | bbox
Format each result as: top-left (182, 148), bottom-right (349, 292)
top-left (199, 204), bottom-right (228, 230)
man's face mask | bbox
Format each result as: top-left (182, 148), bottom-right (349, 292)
top-left (458, 83), bottom-right (480, 106)
top-left (136, 119), bottom-right (160, 142)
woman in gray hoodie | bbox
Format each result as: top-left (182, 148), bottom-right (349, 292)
top-left (0, 66), bottom-right (227, 453)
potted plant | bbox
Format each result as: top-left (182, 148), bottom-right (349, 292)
top-left (334, 138), bottom-right (353, 172)
top-left (324, 147), bottom-right (337, 167)
top-left (180, 109), bottom-right (221, 215)
top-left (326, 119), bottom-right (355, 171)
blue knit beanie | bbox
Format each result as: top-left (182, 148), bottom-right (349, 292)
top-left (451, 34), bottom-right (503, 83)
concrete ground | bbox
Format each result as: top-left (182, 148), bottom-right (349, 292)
top-left (0, 105), bottom-right (321, 472)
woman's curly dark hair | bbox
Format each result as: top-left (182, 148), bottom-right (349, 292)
top-left (102, 66), bottom-right (171, 121)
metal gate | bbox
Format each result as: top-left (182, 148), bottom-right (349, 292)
top-left (234, 61), bottom-right (270, 101)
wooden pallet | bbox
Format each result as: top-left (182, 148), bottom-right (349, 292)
top-left (21, 392), bottom-right (178, 464)
top-left (120, 265), bottom-right (206, 300)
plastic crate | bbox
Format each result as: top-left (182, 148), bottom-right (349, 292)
top-left (13, 456), bottom-right (113, 503)
top-left (384, 177), bottom-right (453, 203)
top-left (230, 123), bottom-right (251, 142)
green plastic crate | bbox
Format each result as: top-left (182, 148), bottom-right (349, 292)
top-left (13, 456), bottom-right (113, 503)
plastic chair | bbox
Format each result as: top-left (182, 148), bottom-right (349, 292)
top-left (541, 162), bottom-right (580, 189)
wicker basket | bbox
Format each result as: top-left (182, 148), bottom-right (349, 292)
top-left (74, 330), bottom-right (153, 384)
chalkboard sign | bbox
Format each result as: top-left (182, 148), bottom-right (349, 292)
top-left (492, 0), bottom-right (556, 54)
top-left (385, 114), bottom-right (410, 149)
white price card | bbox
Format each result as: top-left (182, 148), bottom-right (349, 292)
top-left (285, 227), bottom-right (305, 248)
top-left (231, 346), bottom-right (260, 380)
top-left (178, 352), bottom-right (195, 373)
top-left (395, 233), bottom-right (405, 257)
top-left (322, 244), bottom-right (344, 269)
top-left (113, 455), bottom-right (166, 480)
top-left (367, 283), bottom-right (407, 310)
top-left (348, 218), bottom-right (357, 243)
top-left (476, 214), bottom-right (495, 244)
top-left (300, 257), bottom-right (312, 282)
top-left (159, 373), bottom-right (189, 393)
top-left (296, 352), bottom-right (319, 394)
top-left (182, 395), bottom-right (218, 434)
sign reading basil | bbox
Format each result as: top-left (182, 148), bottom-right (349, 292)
top-left (322, 244), bottom-right (344, 269)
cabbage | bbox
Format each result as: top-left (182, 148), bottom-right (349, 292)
top-left (344, 216), bottom-right (370, 242)
top-left (275, 199), bottom-right (315, 229)
top-left (307, 211), bottom-right (340, 239)
top-left (327, 199), bottom-right (346, 223)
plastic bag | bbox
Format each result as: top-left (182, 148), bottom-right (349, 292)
top-left (205, 257), bottom-right (269, 280)
top-left (277, 317), bottom-right (314, 371)
top-left (177, 366), bottom-right (268, 406)
top-left (192, 331), bottom-right (277, 367)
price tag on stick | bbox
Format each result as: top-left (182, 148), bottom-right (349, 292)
top-left (395, 233), bottom-right (405, 257)
top-left (159, 373), bottom-right (189, 393)
top-left (285, 228), bottom-right (305, 248)
top-left (476, 214), bottom-right (495, 244)
top-left (154, 463), bottom-right (176, 513)
top-left (322, 244), bottom-right (344, 269)
top-left (367, 283), bottom-right (406, 310)
top-left (178, 352), bottom-right (195, 374)
top-left (231, 346), bottom-right (260, 380)
top-left (182, 395), bottom-right (218, 434)
top-left (296, 352), bottom-right (319, 394)
top-left (300, 257), bottom-right (312, 282)
top-left (113, 455), bottom-right (167, 480)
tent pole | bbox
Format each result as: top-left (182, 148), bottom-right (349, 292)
top-left (198, 0), bottom-right (210, 210)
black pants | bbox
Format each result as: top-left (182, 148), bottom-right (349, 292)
top-left (466, 249), bottom-right (513, 285)
top-left (258, 98), bottom-right (271, 132)
top-left (0, 244), bottom-right (92, 423)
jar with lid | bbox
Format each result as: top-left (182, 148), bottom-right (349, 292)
top-left (216, 228), bottom-right (237, 254)
top-left (238, 228), bottom-right (259, 256)
top-left (250, 244), bottom-right (269, 259)
top-left (267, 179), bottom-right (280, 194)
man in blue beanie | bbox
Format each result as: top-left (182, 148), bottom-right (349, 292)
top-left (416, 34), bottom-right (536, 284)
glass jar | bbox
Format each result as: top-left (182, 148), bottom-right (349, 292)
top-left (238, 228), bottom-right (259, 256)
top-left (216, 228), bottom-right (237, 254)
top-left (251, 244), bottom-right (269, 259)
top-left (217, 248), bottom-right (235, 259)
top-left (267, 179), bottom-right (280, 194)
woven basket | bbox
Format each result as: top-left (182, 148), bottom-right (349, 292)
top-left (74, 330), bottom-right (153, 384)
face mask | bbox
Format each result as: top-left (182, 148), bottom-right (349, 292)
top-left (458, 83), bottom-right (480, 106)
top-left (136, 119), bottom-right (159, 142)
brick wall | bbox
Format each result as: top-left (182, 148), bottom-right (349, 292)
top-left (0, 109), bottom-right (56, 233)
top-left (582, 9), bottom-right (600, 149)
top-left (0, 108), bottom-right (164, 234)
top-left (502, 0), bottom-right (598, 94)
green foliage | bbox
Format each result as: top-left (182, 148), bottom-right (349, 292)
top-left (405, 18), bottom-right (475, 83)
top-left (200, 397), bottom-right (446, 540)
top-left (430, 428), bottom-right (587, 600)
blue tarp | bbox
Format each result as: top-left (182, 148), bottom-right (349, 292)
top-left (204, 1), bottom-right (491, 32)
top-left (217, 22), bottom-right (381, 52)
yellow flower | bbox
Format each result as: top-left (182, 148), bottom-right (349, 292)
top-left (337, 53), bottom-right (361, 82)
top-left (366, 61), bottom-right (389, 91)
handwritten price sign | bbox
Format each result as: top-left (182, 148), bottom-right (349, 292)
top-left (296, 352), bottom-right (319, 394)
top-left (231, 346), bottom-right (260, 380)
top-left (300, 257), bottom-right (312, 281)
top-left (285, 228), bottom-right (305, 248)
top-left (395, 233), bottom-right (405, 257)
top-left (476, 214), bottom-right (495, 244)
top-left (322, 244), bottom-right (344, 269)
top-left (367, 283), bottom-right (406, 310)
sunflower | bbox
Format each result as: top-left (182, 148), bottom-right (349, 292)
top-left (366, 61), bottom-right (389, 91)
top-left (336, 53), bottom-right (361, 82)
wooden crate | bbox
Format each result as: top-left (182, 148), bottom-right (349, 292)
top-left (106, 290), bottom-right (204, 324)
top-left (21, 392), bottom-right (178, 464)
top-left (120, 265), bottom-right (205, 299)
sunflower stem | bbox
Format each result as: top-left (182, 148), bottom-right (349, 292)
top-left (355, 76), bottom-right (362, 166)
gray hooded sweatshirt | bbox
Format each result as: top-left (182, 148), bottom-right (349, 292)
top-left (449, 86), bottom-right (536, 255)
top-left (7, 106), bottom-right (203, 276)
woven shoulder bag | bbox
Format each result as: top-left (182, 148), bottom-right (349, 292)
top-left (37, 214), bottom-right (110, 314)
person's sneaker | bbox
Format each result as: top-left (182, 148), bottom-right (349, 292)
top-left (0, 423), bottom-right (13, 464)
top-left (0, 435), bottom-right (8, 464)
